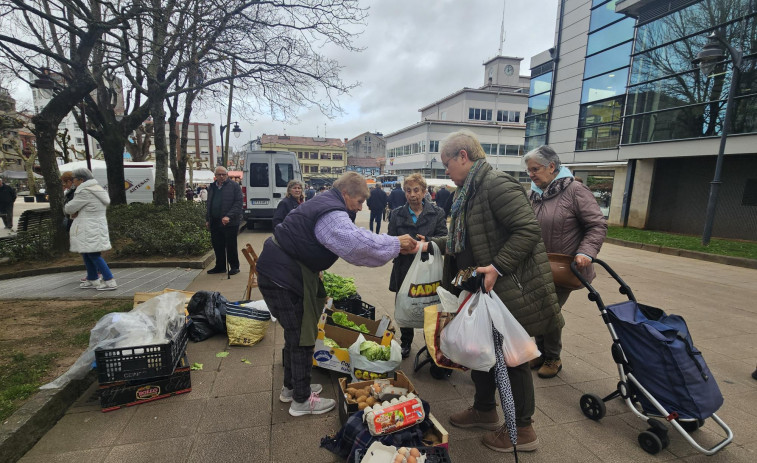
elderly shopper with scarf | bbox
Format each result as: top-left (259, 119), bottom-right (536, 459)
top-left (256, 172), bottom-right (418, 417)
top-left (420, 130), bottom-right (562, 454)
top-left (525, 145), bottom-right (607, 378)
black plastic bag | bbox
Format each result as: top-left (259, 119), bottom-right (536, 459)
top-left (187, 291), bottom-right (228, 342)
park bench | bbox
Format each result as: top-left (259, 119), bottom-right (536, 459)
top-left (0, 208), bottom-right (52, 245)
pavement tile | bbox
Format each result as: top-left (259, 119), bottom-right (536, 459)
top-left (402, 368), bottom-right (462, 403)
top-left (427, 398), bottom-right (494, 443)
top-left (102, 437), bottom-right (191, 463)
top-left (19, 448), bottom-right (110, 463)
top-left (682, 444), bottom-right (757, 463)
top-left (541, 355), bottom-right (614, 387)
top-left (67, 382), bottom-right (103, 415)
top-left (563, 414), bottom-right (678, 462)
top-left (197, 391), bottom-right (272, 433)
top-left (23, 407), bottom-right (136, 455)
top-left (218, 343), bottom-right (275, 368)
top-left (269, 415), bottom-right (342, 463)
top-left (153, 370), bottom-right (216, 403)
top-left (114, 399), bottom-right (205, 445)
top-left (210, 365), bottom-right (272, 397)
top-left (187, 426), bottom-right (270, 463)
top-left (696, 334), bottom-right (757, 361)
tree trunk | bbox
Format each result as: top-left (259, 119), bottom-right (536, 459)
top-left (101, 131), bottom-right (128, 205)
top-left (33, 118), bottom-right (68, 252)
top-left (150, 91), bottom-right (169, 206)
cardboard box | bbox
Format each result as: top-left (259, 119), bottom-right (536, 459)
top-left (423, 413), bottom-right (450, 449)
top-left (99, 355), bottom-right (191, 412)
top-left (337, 370), bottom-right (417, 424)
top-left (312, 313), bottom-right (393, 375)
top-left (324, 307), bottom-right (394, 337)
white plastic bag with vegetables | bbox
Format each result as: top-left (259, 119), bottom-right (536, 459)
top-left (348, 334), bottom-right (402, 381)
top-left (440, 290), bottom-right (496, 371)
top-left (395, 242), bottom-right (443, 328)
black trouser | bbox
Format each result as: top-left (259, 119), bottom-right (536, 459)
top-left (534, 288), bottom-right (571, 360)
top-left (400, 327), bottom-right (414, 349)
top-left (369, 209), bottom-right (383, 234)
top-left (472, 361), bottom-right (534, 428)
top-left (258, 274), bottom-right (313, 403)
top-left (209, 218), bottom-right (240, 270)
top-left (0, 203), bottom-right (12, 228)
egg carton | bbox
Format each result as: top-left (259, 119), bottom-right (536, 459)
top-left (356, 445), bottom-right (451, 463)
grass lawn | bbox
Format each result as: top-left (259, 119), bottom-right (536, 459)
top-left (0, 300), bottom-right (132, 421)
top-left (607, 226), bottom-right (757, 260)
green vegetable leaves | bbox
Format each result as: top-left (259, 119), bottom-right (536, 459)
top-left (323, 337), bottom-right (340, 348)
top-left (323, 272), bottom-right (357, 301)
top-left (331, 311), bottom-right (370, 333)
top-left (359, 341), bottom-right (391, 361)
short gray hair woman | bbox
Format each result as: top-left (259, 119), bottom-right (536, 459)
top-left (524, 144), bottom-right (607, 379)
top-left (71, 167), bottom-right (95, 181)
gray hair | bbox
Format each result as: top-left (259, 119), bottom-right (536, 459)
top-left (72, 167), bottom-right (95, 181)
top-left (333, 171), bottom-right (369, 199)
top-left (440, 129), bottom-right (486, 161)
top-left (523, 145), bottom-right (561, 173)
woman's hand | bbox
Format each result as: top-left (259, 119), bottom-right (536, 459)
top-left (574, 254), bottom-right (592, 269)
top-left (398, 234), bottom-right (418, 254)
top-left (475, 264), bottom-right (499, 292)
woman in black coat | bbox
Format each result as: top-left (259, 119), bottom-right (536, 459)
top-left (272, 180), bottom-right (304, 227)
top-left (387, 173), bottom-right (448, 358)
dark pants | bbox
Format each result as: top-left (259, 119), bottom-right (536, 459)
top-left (472, 361), bottom-right (534, 428)
top-left (369, 209), bottom-right (383, 234)
top-left (258, 274), bottom-right (313, 403)
top-left (400, 327), bottom-right (414, 349)
top-left (1, 203), bottom-right (13, 228)
top-left (534, 288), bottom-right (571, 360)
top-left (209, 218), bottom-right (240, 270)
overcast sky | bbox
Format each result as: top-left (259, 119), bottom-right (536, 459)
top-left (228, 0), bottom-right (559, 148)
top-left (7, 0), bottom-right (559, 150)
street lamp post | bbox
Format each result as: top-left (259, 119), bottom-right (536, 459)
top-left (692, 31), bottom-right (743, 246)
top-left (219, 122), bottom-right (242, 168)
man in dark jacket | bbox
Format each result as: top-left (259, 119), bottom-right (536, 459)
top-left (387, 182), bottom-right (405, 213)
top-left (0, 178), bottom-right (17, 229)
top-left (305, 185), bottom-right (316, 201)
top-left (435, 184), bottom-right (452, 217)
top-left (205, 166), bottom-right (243, 275)
top-left (366, 184), bottom-right (388, 233)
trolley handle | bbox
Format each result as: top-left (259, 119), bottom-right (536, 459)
top-left (570, 258), bottom-right (636, 303)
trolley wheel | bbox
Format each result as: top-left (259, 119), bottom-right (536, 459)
top-left (579, 393), bottom-right (606, 420)
top-left (429, 364), bottom-right (452, 380)
top-left (647, 426), bottom-right (670, 449)
top-left (677, 418), bottom-right (705, 433)
top-left (638, 431), bottom-right (663, 454)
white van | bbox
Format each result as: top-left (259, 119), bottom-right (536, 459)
top-left (240, 149), bottom-right (302, 228)
top-left (58, 159), bottom-right (155, 203)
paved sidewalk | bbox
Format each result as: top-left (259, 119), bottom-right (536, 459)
top-left (11, 210), bottom-right (757, 462)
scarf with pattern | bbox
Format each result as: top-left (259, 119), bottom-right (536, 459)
top-left (447, 159), bottom-right (485, 254)
top-left (529, 176), bottom-right (574, 205)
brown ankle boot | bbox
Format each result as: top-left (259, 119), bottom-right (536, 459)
top-left (537, 358), bottom-right (562, 378)
top-left (529, 356), bottom-right (544, 369)
top-left (449, 406), bottom-right (501, 430)
top-left (482, 424), bottom-right (540, 453)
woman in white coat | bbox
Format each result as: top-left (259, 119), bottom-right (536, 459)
top-left (64, 168), bottom-right (117, 290)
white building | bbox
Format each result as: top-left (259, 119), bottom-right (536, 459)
top-left (384, 56), bottom-right (530, 181)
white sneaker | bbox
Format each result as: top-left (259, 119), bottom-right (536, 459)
top-left (97, 279), bottom-right (118, 291)
top-left (80, 279), bottom-right (101, 289)
top-left (80, 273), bottom-right (102, 282)
top-left (280, 384), bottom-right (324, 403)
top-left (288, 392), bottom-right (336, 416)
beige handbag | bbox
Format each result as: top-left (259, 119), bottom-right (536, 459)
top-left (547, 253), bottom-right (583, 290)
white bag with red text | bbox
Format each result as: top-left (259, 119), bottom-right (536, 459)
top-left (395, 242), bottom-right (443, 329)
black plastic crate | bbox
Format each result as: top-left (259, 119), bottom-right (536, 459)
top-left (356, 446), bottom-right (451, 463)
top-left (95, 324), bottom-right (189, 384)
top-left (333, 299), bottom-right (376, 320)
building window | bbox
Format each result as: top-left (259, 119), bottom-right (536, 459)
top-left (332, 153), bottom-right (343, 160)
top-left (309, 152), bottom-right (318, 159)
top-left (429, 140), bottom-right (439, 152)
top-left (468, 108), bottom-right (493, 121)
top-left (320, 166), bottom-right (330, 173)
top-left (75, 137), bottom-right (84, 144)
top-left (320, 152), bottom-right (331, 160)
top-left (497, 110), bottom-right (521, 122)
top-left (526, 67), bottom-right (553, 151)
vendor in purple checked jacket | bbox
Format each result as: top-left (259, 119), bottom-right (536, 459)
top-left (256, 171), bottom-right (419, 417)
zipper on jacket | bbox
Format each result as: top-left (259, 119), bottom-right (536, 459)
top-left (511, 274), bottom-right (524, 292)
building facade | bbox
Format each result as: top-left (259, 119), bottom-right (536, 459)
top-left (526, 0), bottom-right (757, 240)
top-left (384, 56), bottom-right (530, 182)
top-left (260, 134), bottom-right (347, 186)
top-left (346, 156), bottom-right (382, 177)
top-left (346, 132), bottom-right (386, 158)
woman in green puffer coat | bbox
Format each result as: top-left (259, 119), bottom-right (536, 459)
top-left (424, 130), bottom-right (562, 454)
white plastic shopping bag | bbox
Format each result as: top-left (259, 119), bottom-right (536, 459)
top-left (485, 291), bottom-right (540, 366)
top-left (439, 291), bottom-right (496, 371)
top-left (395, 242), bottom-right (443, 328)
top-left (348, 334), bottom-right (402, 381)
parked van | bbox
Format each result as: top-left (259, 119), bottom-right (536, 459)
top-left (58, 160), bottom-right (155, 203)
top-left (240, 149), bottom-right (302, 228)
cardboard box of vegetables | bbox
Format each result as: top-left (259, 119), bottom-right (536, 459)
top-left (313, 312), bottom-right (394, 375)
top-left (324, 307), bottom-right (394, 337)
top-left (337, 371), bottom-right (417, 424)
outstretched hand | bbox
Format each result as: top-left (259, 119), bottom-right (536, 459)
top-left (398, 234), bottom-right (418, 254)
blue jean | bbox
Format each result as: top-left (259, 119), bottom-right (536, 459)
top-left (82, 252), bottom-right (114, 281)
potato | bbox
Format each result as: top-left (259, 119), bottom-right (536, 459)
top-left (365, 397), bottom-right (376, 406)
top-left (358, 402), bottom-right (369, 410)
top-left (357, 395), bottom-right (367, 403)
top-left (346, 387), bottom-right (358, 396)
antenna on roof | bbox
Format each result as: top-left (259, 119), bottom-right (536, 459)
top-left (498, 0), bottom-right (506, 56)
top-left (324, 123), bottom-right (327, 138)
